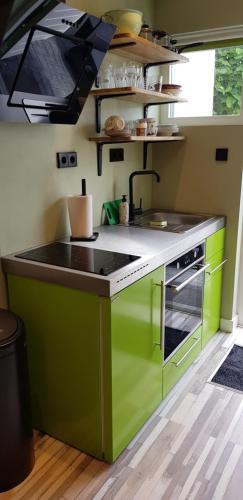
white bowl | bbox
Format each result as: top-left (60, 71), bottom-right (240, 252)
top-left (157, 125), bottom-right (179, 136)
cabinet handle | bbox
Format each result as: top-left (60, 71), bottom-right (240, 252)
top-left (154, 282), bottom-right (165, 351)
top-left (167, 263), bottom-right (210, 293)
top-left (206, 258), bottom-right (228, 276)
top-left (171, 336), bottom-right (200, 367)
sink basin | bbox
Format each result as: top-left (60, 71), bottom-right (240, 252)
top-left (129, 210), bottom-right (215, 233)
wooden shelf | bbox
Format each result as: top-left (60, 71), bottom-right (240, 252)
top-left (90, 87), bottom-right (187, 105)
top-left (109, 33), bottom-right (188, 65)
top-left (90, 135), bottom-right (185, 175)
top-left (89, 135), bottom-right (185, 143)
top-left (90, 134), bottom-right (185, 175)
top-left (90, 34), bottom-right (188, 176)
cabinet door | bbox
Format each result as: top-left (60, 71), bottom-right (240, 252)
top-left (109, 267), bottom-right (163, 461)
top-left (202, 228), bottom-right (225, 348)
top-left (163, 327), bottom-right (201, 398)
top-left (202, 264), bottom-right (223, 347)
top-left (205, 228), bottom-right (225, 260)
top-left (8, 275), bottom-right (103, 459)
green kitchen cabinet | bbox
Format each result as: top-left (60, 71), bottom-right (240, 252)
top-left (104, 266), bottom-right (163, 461)
top-left (202, 228), bottom-right (226, 347)
top-left (7, 265), bottom-right (164, 463)
top-left (205, 228), bottom-right (225, 262)
top-left (8, 275), bottom-right (104, 459)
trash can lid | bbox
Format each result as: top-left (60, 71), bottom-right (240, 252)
top-left (0, 308), bottom-right (20, 346)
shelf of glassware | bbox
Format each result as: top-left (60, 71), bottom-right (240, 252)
top-left (109, 33), bottom-right (188, 65)
top-left (90, 87), bottom-right (187, 105)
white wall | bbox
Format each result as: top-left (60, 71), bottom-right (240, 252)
top-left (152, 126), bottom-right (243, 322)
top-left (152, 0), bottom-right (243, 326)
top-left (155, 0), bottom-right (243, 33)
top-left (0, 0), bottom-right (155, 307)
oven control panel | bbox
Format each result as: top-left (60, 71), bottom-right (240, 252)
top-left (165, 243), bottom-right (205, 283)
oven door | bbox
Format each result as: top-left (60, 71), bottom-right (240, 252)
top-left (164, 263), bottom-right (209, 362)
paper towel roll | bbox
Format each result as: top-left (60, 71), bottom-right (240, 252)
top-left (68, 195), bottom-right (93, 238)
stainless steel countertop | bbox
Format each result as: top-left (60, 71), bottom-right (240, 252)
top-left (2, 216), bottom-right (225, 297)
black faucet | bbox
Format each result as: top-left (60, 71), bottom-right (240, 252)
top-left (129, 170), bottom-right (160, 222)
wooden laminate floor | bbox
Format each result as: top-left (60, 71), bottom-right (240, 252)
top-left (1, 330), bottom-right (243, 500)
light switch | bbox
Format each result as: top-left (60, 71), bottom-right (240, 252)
top-left (215, 148), bottom-right (228, 161)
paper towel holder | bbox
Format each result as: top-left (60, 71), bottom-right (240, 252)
top-left (69, 178), bottom-right (99, 241)
top-left (70, 232), bottom-right (99, 242)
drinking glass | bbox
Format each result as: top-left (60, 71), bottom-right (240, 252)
top-left (136, 66), bottom-right (145, 89)
top-left (146, 75), bottom-right (163, 92)
top-left (113, 64), bottom-right (128, 88)
top-left (125, 62), bottom-right (144, 88)
top-left (99, 63), bottom-right (114, 88)
top-left (126, 120), bottom-right (136, 135)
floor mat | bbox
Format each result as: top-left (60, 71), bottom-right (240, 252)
top-left (211, 344), bottom-right (243, 392)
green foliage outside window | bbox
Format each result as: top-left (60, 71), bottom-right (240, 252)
top-left (213, 46), bottom-right (243, 115)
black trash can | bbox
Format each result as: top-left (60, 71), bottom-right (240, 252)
top-left (0, 308), bottom-right (35, 492)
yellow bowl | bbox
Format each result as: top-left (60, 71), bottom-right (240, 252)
top-left (102, 9), bottom-right (143, 35)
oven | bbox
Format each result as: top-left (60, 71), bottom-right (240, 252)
top-left (163, 243), bottom-right (208, 362)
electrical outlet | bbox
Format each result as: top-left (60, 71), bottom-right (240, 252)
top-left (57, 152), bottom-right (78, 168)
top-left (67, 152), bottom-right (77, 167)
top-left (57, 152), bottom-right (68, 168)
top-left (109, 148), bottom-right (124, 162)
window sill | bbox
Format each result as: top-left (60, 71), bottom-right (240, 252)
top-left (166, 115), bottom-right (243, 127)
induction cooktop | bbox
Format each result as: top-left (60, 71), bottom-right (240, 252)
top-left (16, 243), bottom-right (141, 276)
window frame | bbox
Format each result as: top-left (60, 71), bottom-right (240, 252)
top-left (162, 26), bottom-right (243, 126)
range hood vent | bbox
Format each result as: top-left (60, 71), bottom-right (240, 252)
top-left (0, 1), bottom-right (115, 124)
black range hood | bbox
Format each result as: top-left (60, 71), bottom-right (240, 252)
top-left (0, 0), bottom-right (115, 124)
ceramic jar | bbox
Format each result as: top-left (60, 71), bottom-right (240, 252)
top-left (102, 10), bottom-right (143, 35)
top-left (146, 118), bottom-right (158, 136)
top-left (135, 119), bottom-right (147, 136)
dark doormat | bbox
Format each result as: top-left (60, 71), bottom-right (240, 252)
top-left (212, 345), bottom-right (243, 392)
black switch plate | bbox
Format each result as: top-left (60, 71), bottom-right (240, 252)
top-left (215, 148), bottom-right (228, 161)
top-left (109, 148), bottom-right (124, 162)
top-left (57, 152), bottom-right (78, 168)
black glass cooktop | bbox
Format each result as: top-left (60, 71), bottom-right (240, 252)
top-left (16, 243), bottom-right (140, 276)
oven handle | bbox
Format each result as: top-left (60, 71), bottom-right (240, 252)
top-left (154, 281), bottom-right (165, 351)
top-left (167, 263), bottom-right (210, 293)
top-left (171, 336), bottom-right (201, 367)
top-left (165, 254), bottom-right (205, 285)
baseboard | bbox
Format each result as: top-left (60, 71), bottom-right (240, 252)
top-left (220, 315), bottom-right (239, 333)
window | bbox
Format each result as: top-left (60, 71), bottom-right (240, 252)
top-left (169, 44), bottom-right (243, 119)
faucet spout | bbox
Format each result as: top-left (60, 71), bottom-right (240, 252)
top-left (129, 170), bottom-right (160, 222)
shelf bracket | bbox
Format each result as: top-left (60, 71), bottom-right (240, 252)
top-left (143, 141), bottom-right (156, 170)
top-left (97, 142), bottom-right (104, 176)
top-left (143, 99), bottom-right (181, 118)
top-left (143, 60), bottom-right (177, 88)
top-left (95, 93), bottom-right (136, 133)
top-left (96, 140), bottom-right (135, 176)
top-left (143, 142), bottom-right (148, 170)
top-left (95, 97), bottom-right (102, 133)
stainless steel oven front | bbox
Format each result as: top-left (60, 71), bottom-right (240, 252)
top-left (163, 243), bottom-right (209, 363)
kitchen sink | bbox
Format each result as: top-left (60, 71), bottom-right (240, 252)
top-left (128, 210), bottom-right (216, 233)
